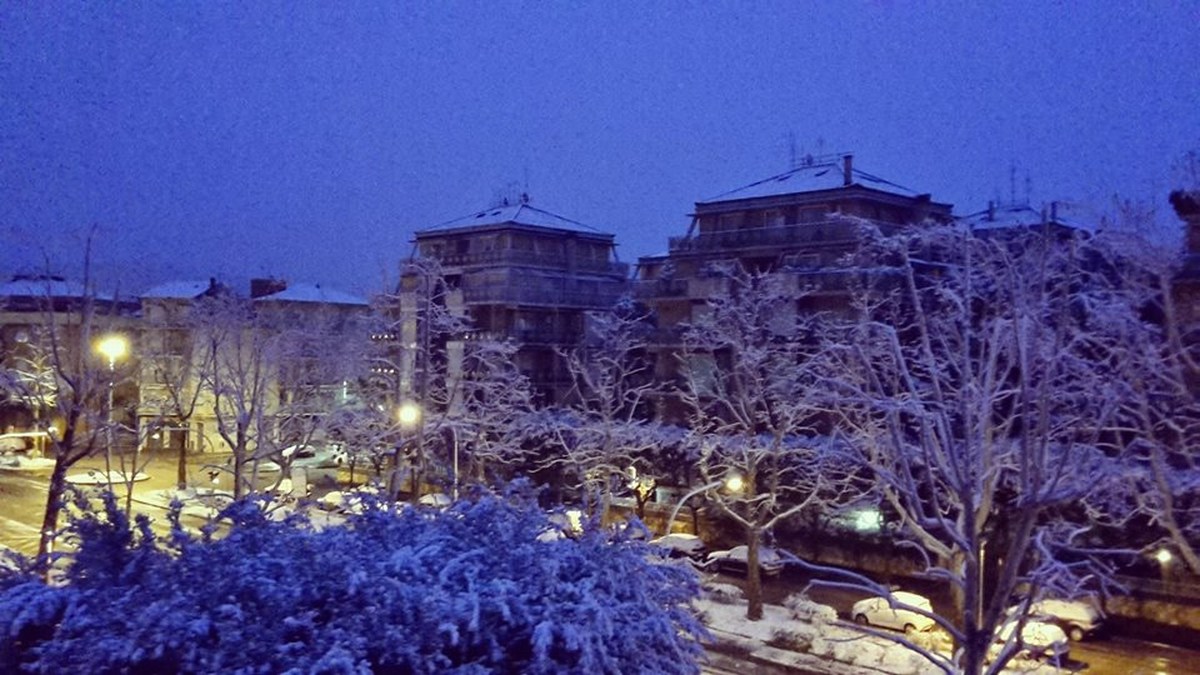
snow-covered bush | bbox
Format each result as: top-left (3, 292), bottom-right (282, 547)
top-left (0, 489), bottom-right (707, 673)
top-left (784, 592), bottom-right (838, 625)
top-left (768, 625), bottom-right (815, 652)
top-left (702, 581), bottom-right (745, 604)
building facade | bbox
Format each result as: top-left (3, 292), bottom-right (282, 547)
top-left (398, 198), bottom-right (629, 405)
top-left (635, 154), bottom-right (953, 419)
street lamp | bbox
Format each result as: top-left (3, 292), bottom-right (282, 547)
top-left (393, 401), bottom-right (422, 499)
top-left (665, 473), bottom-right (744, 535)
top-left (95, 333), bottom-right (129, 486)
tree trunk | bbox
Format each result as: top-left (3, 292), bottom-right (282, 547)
top-left (746, 526), bottom-right (764, 621)
top-left (38, 459), bottom-right (69, 561)
top-left (177, 435), bottom-right (188, 490)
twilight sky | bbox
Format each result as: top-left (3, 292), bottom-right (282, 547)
top-left (2, 2), bottom-right (1197, 296)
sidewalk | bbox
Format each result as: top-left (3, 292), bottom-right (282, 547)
top-left (696, 596), bottom-right (1067, 675)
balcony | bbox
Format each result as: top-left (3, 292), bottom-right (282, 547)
top-left (435, 249), bottom-right (629, 276)
top-left (462, 282), bottom-right (626, 309)
top-left (633, 278), bottom-right (689, 299)
top-left (668, 220), bottom-right (866, 254)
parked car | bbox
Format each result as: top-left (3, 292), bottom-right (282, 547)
top-left (851, 591), bottom-right (937, 634)
top-left (993, 618), bottom-right (1070, 661)
top-left (650, 533), bottom-right (708, 562)
top-left (271, 444), bottom-right (347, 469)
top-left (705, 545), bottom-right (785, 576)
top-left (1026, 598), bottom-right (1104, 641)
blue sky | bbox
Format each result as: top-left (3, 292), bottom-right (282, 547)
top-left (2, 2), bottom-right (1197, 295)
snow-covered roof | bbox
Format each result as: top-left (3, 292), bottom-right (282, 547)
top-left (0, 276), bottom-right (115, 301)
top-left (253, 283), bottom-right (368, 307)
top-left (700, 161), bottom-right (924, 204)
top-left (140, 280), bottom-right (212, 300)
top-left (419, 203), bottom-right (606, 236)
top-left (962, 203), bottom-right (1094, 233)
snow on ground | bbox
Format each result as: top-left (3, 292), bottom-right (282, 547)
top-left (696, 592), bottom-right (1068, 675)
top-left (0, 455), bottom-right (56, 471)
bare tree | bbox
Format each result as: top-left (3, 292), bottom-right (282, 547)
top-left (191, 292), bottom-right (277, 499)
top-left (0, 245), bottom-right (136, 560)
top-left (677, 269), bottom-right (856, 621)
top-left (531, 298), bottom-right (668, 522)
top-left (817, 225), bottom-right (1141, 674)
top-left (137, 287), bottom-right (222, 491)
top-left (1113, 191), bottom-right (1200, 576)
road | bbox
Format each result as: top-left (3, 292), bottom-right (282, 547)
top-left (0, 450), bottom-right (334, 557)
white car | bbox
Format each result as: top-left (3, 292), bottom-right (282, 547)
top-left (650, 533), bottom-right (709, 562)
top-left (994, 618), bottom-right (1070, 661)
top-left (272, 444), bottom-right (347, 469)
top-left (852, 591), bottom-right (937, 634)
top-left (705, 545), bottom-right (785, 576)
top-left (1027, 598), bottom-right (1104, 641)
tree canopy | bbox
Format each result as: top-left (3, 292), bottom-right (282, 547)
top-left (0, 491), bottom-right (706, 674)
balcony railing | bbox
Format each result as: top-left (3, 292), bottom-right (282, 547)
top-left (633, 278), bottom-right (689, 299)
top-left (668, 220), bottom-right (865, 254)
top-left (462, 283), bottom-right (626, 309)
top-left (435, 249), bottom-right (629, 276)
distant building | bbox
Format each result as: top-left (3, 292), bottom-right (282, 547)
top-left (635, 154), bottom-right (952, 420)
top-left (1171, 189), bottom-right (1200, 329)
top-left (136, 277), bottom-right (369, 459)
top-left (0, 274), bottom-right (139, 444)
top-left (397, 197), bottom-right (629, 405)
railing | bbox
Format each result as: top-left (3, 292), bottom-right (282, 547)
top-left (668, 220), bottom-right (865, 253)
top-left (462, 283), bottom-right (626, 308)
top-left (633, 278), bottom-right (689, 299)
top-left (435, 249), bottom-right (629, 276)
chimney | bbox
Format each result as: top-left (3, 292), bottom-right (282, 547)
top-left (842, 154), bottom-right (853, 186)
top-left (250, 277), bottom-right (287, 298)
top-left (987, 200), bottom-right (995, 221)
top-left (1051, 201), bottom-right (1059, 223)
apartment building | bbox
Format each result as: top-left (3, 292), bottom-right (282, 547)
top-left (136, 278), bottom-right (369, 458)
top-left (0, 274), bottom-right (139, 447)
top-left (398, 197), bottom-right (629, 405)
top-left (635, 154), bottom-right (953, 419)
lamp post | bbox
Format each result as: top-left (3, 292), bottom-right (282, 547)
top-left (95, 334), bottom-right (128, 489)
top-left (665, 473), bottom-right (743, 535)
top-left (396, 401), bottom-right (421, 499)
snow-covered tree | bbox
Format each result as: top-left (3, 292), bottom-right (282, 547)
top-left (0, 488), bottom-right (707, 674)
top-left (677, 269), bottom-right (857, 621)
top-left (371, 258), bottom-right (537, 501)
top-left (814, 224), bottom-right (1142, 674)
top-left (191, 292), bottom-right (279, 499)
top-left (1113, 193), bottom-right (1200, 576)
top-left (0, 245), bottom-right (139, 560)
top-left (531, 298), bottom-right (677, 521)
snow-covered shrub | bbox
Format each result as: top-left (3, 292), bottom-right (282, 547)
top-left (768, 625), bottom-right (815, 652)
top-left (784, 592), bottom-right (838, 624)
top-left (809, 636), bottom-right (833, 658)
top-left (703, 581), bottom-right (745, 603)
top-left (908, 627), bottom-right (951, 654)
top-left (0, 489), bottom-right (708, 674)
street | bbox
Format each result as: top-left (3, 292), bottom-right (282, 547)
top-left (0, 450), bottom-right (329, 556)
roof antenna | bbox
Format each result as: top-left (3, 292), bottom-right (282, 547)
top-left (788, 131), bottom-right (797, 170)
top-left (1023, 172), bottom-right (1032, 206)
top-left (1009, 163), bottom-right (1017, 206)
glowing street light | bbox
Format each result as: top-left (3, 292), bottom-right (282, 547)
top-left (94, 333), bottom-right (129, 488)
top-left (1154, 548), bottom-right (1173, 565)
top-left (666, 473), bottom-right (745, 535)
top-left (397, 401), bottom-right (421, 429)
top-left (95, 334), bottom-right (129, 369)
